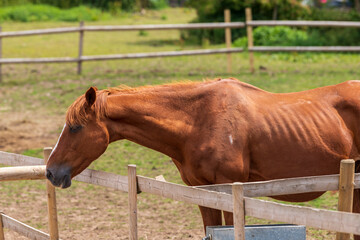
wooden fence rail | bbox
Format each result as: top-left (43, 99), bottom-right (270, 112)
top-left (1, 8), bottom-right (360, 82)
top-left (2, 151), bottom-right (360, 238)
top-left (247, 20), bottom-right (360, 27)
top-left (0, 213), bottom-right (50, 240)
top-left (1, 150), bottom-right (360, 197)
top-left (0, 13), bottom-right (244, 82)
top-left (244, 8), bottom-right (360, 71)
top-left (0, 48), bottom-right (243, 64)
top-left (0, 22), bottom-right (245, 38)
top-left (250, 46), bottom-right (360, 52)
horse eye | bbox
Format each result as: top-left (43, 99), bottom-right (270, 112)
top-left (69, 125), bottom-right (83, 133)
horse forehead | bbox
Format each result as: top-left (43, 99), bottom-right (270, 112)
top-left (49, 123), bottom-right (67, 159)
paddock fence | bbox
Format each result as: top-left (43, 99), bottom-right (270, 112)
top-left (0, 9), bottom-right (244, 83)
top-left (1, 149), bottom-right (360, 240)
top-left (1, 8), bottom-right (360, 82)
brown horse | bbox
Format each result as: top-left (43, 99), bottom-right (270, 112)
top-left (46, 78), bottom-right (360, 238)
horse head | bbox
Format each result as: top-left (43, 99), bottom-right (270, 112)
top-left (46, 87), bottom-right (110, 188)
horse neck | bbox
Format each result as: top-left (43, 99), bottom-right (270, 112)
top-left (105, 84), bottom-right (205, 161)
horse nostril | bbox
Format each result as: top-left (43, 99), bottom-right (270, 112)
top-left (46, 169), bottom-right (54, 181)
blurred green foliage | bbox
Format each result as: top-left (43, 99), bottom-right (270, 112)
top-left (184, 0), bottom-right (360, 46)
top-left (0, 4), bottom-right (107, 22)
top-left (0, 0), bottom-right (170, 11)
top-left (234, 26), bottom-right (309, 48)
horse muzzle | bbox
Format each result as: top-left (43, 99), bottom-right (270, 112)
top-left (46, 167), bottom-right (72, 189)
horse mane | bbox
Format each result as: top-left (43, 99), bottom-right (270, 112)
top-left (66, 78), bottom-right (224, 126)
top-left (66, 90), bottom-right (109, 127)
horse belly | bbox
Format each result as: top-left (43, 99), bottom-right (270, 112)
top-left (249, 104), bottom-right (355, 181)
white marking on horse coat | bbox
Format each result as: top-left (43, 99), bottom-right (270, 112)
top-left (229, 135), bottom-right (233, 145)
top-left (49, 123), bottom-right (66, 159)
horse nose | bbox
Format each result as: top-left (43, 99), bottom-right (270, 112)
top-left (46, 169), bottom-right (54, 182)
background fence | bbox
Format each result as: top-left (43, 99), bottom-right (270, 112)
top-left (1, 149), bottom-right (360, 240)
top-left (1, 8), bottom-right (360, 82)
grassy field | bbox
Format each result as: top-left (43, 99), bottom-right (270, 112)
top-left (0, 7), bottom-right (360, 239)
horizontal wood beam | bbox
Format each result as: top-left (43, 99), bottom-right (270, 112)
top-left (245, 197), bottom-right (360, 235)
top-left (0, 48), bottom-right (243, 64)
top-left (249, 46), bottom-right (360, 52)
top-left (84, 22), bottom-right (245, 31)
top-left (1, 213), bottom-right (51, 240)
top-left (73, 168), bottom-right (128, 192)
top-left (247, 20), bottom-right (360, 27)
top-left (0, 165), bottom-right (46, 181)
top-left (0, 22), bottom-right (245, 38)
top-left (0, 151), bottom-right (43, 166)
top-left (137, 176), bottom-right (233, 212)
top-left (197, 173), bottom-right (360, 197)
top-left (80, 48), bottom-right (243, 61)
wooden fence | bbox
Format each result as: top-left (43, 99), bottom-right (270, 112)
top-left (0, 9), bottom-right (243, 83)
top-left (1, 8), bottom-right (360, 82)
top-left (244, 8), bottom-right (360, 72)
top-left (1, 149), bottom-right (360, 240)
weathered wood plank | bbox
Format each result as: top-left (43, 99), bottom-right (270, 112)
top-left (73, 168), bottom-right (128, 192)
top-left (0, 214), bottom-right (4, 240)
top-left (250, 46), bottom-right (360, 52)
top-left (1, 213), bottom-right (50, 240)
top-left (248, 20), bottom-right (360, 27)
top-left (0, 151), bottom-right (128, 191)
top-left (336, 160), bottom-right (355, 240)
top-left (128, 165), bottom-right (138, 240)
top-left (0, 22), bottom-right (245, 38)
top-left (80, 48), bottom-right (243, 61)
top-left (137, 176), bottom-right (233, 212)
top-left (224, 9), bottom-right (232, 73)
top-left (0, 151), bottom-right (43, 166)
top-left (44, 148), bottom-right (59, 240)
top-left (0, 48), bottom-right (243, 64)
top-left (0, 57), bottom-right (78, 64)
top-left (232, 183), bottom-right (245, 240)
top-left (246, 8), bottom-right (255, 73)
top-left (244, 197), bottom-right (360, 235)
top-left (84, 22), bottom-right (245, 31)
top-left (196, 173), bottom-right (360, 197)
top-left (0, 166), bottom-right (46, 181)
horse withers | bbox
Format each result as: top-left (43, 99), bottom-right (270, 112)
top-left (45, 78), bottom-right (360, 238)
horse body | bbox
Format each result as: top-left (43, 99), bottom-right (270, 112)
top-left (45, 78), bottom-right (360, 238)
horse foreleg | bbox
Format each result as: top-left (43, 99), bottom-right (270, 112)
top-left (353, 188), bottom-right (360, 240)
top-left (199, 206), bottom-right (222, 232)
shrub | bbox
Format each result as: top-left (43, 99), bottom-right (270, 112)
top-left (0, 4), bottom-right (105, 22)
top-left (184, 0), bottom-right (360, 46)
top-left (148, 0), bottom-right (169, 9)
top-left (183, 0), bottom-right (309, 44)
top-left (233, 26), bottom-right (309, 48)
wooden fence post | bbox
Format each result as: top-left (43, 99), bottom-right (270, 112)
top-left (336, 159), bottom-right (355, 240)
top-left (0, 213), bottom-right (4, 240)
top-left (44, 147), bottom-right (59, 240)
top-left (233, 182), bottom-right (245, 240)
top-left (77, 21), bottom-right (84, 75)
top-left (128, 164), bottom-right (138, 240)
top-left (224, 9), bottom-right (232, 73)
top-left (245, 8), bottom-right (254, 73)
top-left (0, 26), bottom-right (2, 83)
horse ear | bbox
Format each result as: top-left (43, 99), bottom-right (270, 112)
top-left (85, 87), bottom-right (97, 107)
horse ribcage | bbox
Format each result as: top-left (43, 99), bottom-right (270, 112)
top-left (260, 100), bottom-right (351, 154)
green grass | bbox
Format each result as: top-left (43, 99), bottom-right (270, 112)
top-left (0, 8), bottom-right (359, 239)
